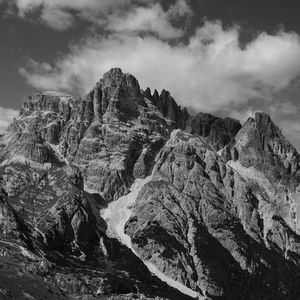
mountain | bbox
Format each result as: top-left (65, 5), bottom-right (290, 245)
top-left (0, 68), bottom-right (300, 299)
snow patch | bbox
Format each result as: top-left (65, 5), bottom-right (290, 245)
top-left (101, 177), bottom-right (201, 299)
top-left (217, 148), bottom-right (223, 156)
top-left (20, 246), bottom-right (38, 260)
top-left (145, 262), bottom-right (202, 299)
top-left (49, 144), bottom-right (69, 165)
top-left (101, 177), bottom-right (151, 248)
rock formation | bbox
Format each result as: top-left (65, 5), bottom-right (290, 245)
top-left (0, 68), bottom-right (300, 299)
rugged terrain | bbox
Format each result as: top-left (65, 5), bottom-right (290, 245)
top-left (1, 68), bottom-right (300, 299)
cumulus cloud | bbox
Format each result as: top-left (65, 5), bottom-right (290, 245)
top-left (2, 0), bottom-right (192, 39)
top-left (228, 107), bottom-right (256, 123)
top-left (4, 0), bottom-right (132, 29)
top-left (15, 0), bottom-right (130, 15)
top-left (276, 119), bottom-right (300, 149)
top-left (168, 0), bottom-right (193, 18)
top-left (0, 107), bottom-right (19, 133)
top-left (107, 3), bottom-right (185, 39)
top-left (19, 21), bottom-right (300, 113)
top-left (8, 0), bottom-right (190, 34)
top-left (40, 7), bottom-right (74, 31)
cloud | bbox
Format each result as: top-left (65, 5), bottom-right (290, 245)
top-left (19, 21), bottom-right (300, 113)
top-left (107, 3), bottom-right (186, 39)
top-left (168, 0), bottom-right (193, 18)
top-left (15, 0), bottom-right (130, 14)
top-left (7, 0), bottom-right (193, 33)
top-left (9, 0), bottom-right (183, 32)
top-left (0, 107), bottom-right (19, 133)
top-left (7, 0), bottom-right (132, 29)
top-left (277, 119), bottom-right (300, 149)
top-left (40, 7), bottom-right (74, 31)
top-left (228, 107), bottom-right (256, 123)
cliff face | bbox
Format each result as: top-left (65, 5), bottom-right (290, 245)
top-left (125, 130), bottom-right (300, 298)
top-left (1, 68), bottom-right (300, 299)
top-left (222, 112), bottom-right (300, 176)
top-left (2, 68), bottom-right (240, 203)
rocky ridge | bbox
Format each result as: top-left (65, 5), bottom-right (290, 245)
top-left (0, 68), bottom-right (300, 299)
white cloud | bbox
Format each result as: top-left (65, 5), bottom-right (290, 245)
top-left (11, 0), bottom-right (132, 29)
top-left (107, 3), bottom-right (185, 39)
top-left (228, 108), bottom-right (256, 123)
top-left (277, 119), bottom-right (300, 148)
top-left (10, 0), bottom-right (191, 33)
top-left (12, 0), bottom-right (168, 30)
top-left (269, 101), bottom-right (298, 116)
top-left (15, 0), bottom-right (130, 14)
top-left (19, 21), bottom-right (300, 113)
top-left (40, 7), bottom-right (74, 31)
top-left (5, 0), bottom-right (191, 35)
top-left (0, 107), bottom-right (19, 133)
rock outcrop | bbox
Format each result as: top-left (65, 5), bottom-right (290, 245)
top-left (1, 68), bottom-right (300, 299)
top-left (189, 112), bottom-right (241, 151)
top-left (125, 130), bottom-right (300, 299)
top-left (222, 112), bottom-right (300, 178)
top-left (0, 68), bottom-right (242, 202)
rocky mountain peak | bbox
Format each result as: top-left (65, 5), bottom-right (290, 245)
top-left (143, 86), bottom-right (189, 129)
top-left (85, 67), bottom-right (146, 123)
top-left (3, 68), bottom-right (300, 299)
top-left (242, 112), bottom-right (278, 136)
top-left (223, 111), bottom-right (300, 183)
top-left (102, 67), bottom-right (123, 78)
top-left (101, 67), bottom-right (141, 92)
top-left (143, 87), bottom-right (152, 99)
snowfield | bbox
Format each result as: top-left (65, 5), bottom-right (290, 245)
top-left (100, 177), bottom-right (152, 248)
top-left (100, 176), bottom-right (202, 299)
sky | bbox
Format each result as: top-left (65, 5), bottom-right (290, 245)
top-left (1, 0), bottom-right (300, 149)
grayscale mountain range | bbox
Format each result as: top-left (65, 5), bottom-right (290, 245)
top-left (1, 67), bottom-right (300, 299)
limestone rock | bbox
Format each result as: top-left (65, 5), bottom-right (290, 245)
top-left (2, 69), bottom-right (300, 299)
top-left (125, 130), bottom-right (300, 299)
top-left (189, 112), bottom-right (241, 151)
top-left (226, 112), bottom-right (300, 178)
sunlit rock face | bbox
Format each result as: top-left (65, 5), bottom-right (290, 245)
top-left (224, 112), bottom-right (300, 177)
top-left (0, 68), bottom-right (241, 203)
top-left (222, 112), bottom-right (300, 234)
top-left (1, 68), bottom-right (300, 299)
top-left (124, 130), bottom-right (300, 298)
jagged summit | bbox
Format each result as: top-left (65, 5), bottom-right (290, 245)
top-left (241, 112), bottom-right (278, 135)
top-left (101, 67), bottom-right (140, 89)
top-left (222, 110), bottom-right (300, 181)
top-left (3, 68), bottom-right (294, 185)
top-left (103, 67), bottom-right (123, 76)
top-left (3, 68), bottom-right (289, 174)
